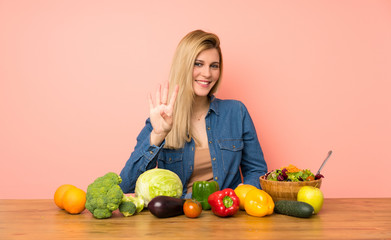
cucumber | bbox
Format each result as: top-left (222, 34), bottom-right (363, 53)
top-left (274, 200), bottom-right (314, 218)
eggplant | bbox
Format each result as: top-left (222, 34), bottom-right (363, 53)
top-left (148, 196), bottom-right (185, 218)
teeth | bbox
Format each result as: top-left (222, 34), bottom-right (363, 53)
top-left (197, 80), bottom-right (210, 85)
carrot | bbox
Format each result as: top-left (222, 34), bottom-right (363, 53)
top-left (282, 164), bottom-right (302, 173)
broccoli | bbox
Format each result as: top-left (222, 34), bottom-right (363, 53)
top-left (119, 197), bottom-right (136, 217)
top-left (85, 172), bottom-right (124, 219)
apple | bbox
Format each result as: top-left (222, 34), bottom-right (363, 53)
top-left (297, 186), bottom-right (324, 214)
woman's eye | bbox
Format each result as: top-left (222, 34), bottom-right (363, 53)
top-left (194, 62), bottom-right (203, 67)
top-left (211, 64), bottom-right (220, 69)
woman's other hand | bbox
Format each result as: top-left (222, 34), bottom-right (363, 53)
top-left (148, 81), bottom-right (179, 146)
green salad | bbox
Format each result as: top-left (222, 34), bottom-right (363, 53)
top-left (265, 164), bottom-right (323, 182)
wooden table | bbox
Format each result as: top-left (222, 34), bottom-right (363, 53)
top-left (0, 198), bottom-right (390, 239)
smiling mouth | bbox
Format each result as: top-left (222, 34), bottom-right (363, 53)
top-left (196, 80), bottom-right (211, 86)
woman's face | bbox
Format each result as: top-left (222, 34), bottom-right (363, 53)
top-left (192, 48), bottom-right (220, 97)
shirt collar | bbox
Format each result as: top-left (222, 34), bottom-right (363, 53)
top-left (209, 95), bottom-right (219, 115)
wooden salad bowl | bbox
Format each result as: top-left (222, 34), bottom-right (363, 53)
top-left (260, 175), bottom-right (322, 202)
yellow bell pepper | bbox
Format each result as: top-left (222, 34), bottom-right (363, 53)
top-left (244, 189), bottom-right (274, 217)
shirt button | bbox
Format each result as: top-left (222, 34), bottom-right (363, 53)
top-left (215, 176), bottom-right (218, 180)
top-left (149, 151), bottom-right (153, 154)
top-left (232, 145), bottom-right (235, 149)
top-left (212, 157), bottom-right (216, 161)
top-left (209, 141), bottom-right (212, 144)
top-left (169, 157), bottom-right (172, 162)
top-left (207, 127), bottom-right (210, 130)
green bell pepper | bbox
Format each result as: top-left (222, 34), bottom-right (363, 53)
top-left (192, 181), bottom-right (219, 210)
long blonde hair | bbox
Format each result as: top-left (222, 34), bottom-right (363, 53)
top-left (165, 30), bottom-right (223, 149)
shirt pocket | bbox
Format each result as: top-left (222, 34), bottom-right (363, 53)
top-left (217, 139), bottom-right (243, 174)
top-left (157, 148), bottom-right (184, 180)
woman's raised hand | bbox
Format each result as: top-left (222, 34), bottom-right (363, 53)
top-left (148, 81), bottom-right (179, 146)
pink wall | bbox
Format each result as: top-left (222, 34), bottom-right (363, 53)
top-left (1, 0), bottom-right (390, 199)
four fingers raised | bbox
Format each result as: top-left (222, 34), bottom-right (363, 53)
top-left (149, 82), bottom-right (179, 109)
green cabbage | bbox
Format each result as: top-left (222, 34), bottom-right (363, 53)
top-left (135, 169), bottom-right (183, 206)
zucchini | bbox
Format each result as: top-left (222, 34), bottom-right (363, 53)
top-left (274, 200), bottom-right (314, 218)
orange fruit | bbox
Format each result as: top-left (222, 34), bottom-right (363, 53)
top-left (234, 184), bottom-right (258, 210)
top-left (62, 187), bottom-right (86, 214)
top-left (54, 184), bottom-right (77, 209)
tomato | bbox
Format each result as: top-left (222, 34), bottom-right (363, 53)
top-left (183, 199), bottom-right (202, 218)
top-left (306, 176), bottom-right (315, 181)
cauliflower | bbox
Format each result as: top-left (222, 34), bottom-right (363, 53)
top-left (85, 172), bottom-right (124, 219)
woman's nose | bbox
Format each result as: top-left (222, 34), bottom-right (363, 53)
top-left (201, 66), bottom-right (211, 78)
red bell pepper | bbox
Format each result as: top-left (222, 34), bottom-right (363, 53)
top-left (207, 188), bottom-right (240, 217)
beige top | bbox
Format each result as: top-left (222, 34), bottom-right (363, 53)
top-left (186, 147), bottom-right (213, 193)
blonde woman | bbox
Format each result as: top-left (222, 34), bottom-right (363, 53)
top-left (119, 30), bottom-right (267, 197)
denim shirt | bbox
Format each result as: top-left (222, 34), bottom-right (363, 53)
top-left (119, 96), bottom-right (267, 196)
